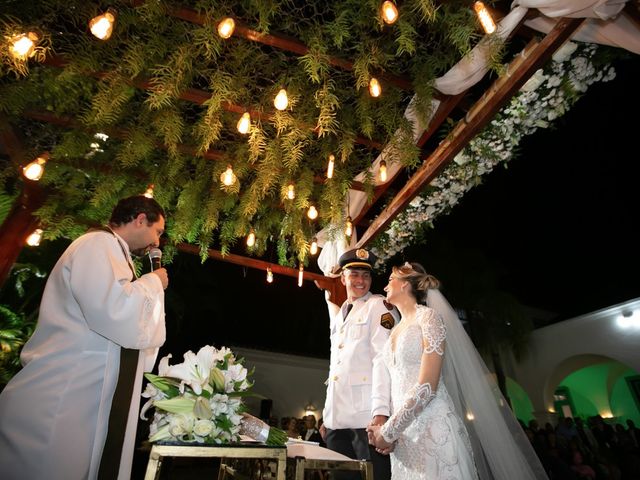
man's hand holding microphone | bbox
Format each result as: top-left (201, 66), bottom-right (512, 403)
top-left (149, 247), bottom-right (169, 289)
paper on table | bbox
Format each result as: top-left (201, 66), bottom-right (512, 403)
top-left (286, 442), bottom-right (356, 461)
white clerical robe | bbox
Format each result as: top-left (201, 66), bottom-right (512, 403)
top-left (0, 230), bottom-right (165, 480)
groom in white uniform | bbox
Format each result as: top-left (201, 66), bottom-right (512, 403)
top-left (321, 248), bottom-right (399, 480)
top-left (0, 195), bottom-right (168, 480)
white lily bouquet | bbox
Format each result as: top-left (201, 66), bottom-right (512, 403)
top-left (140, 345), bottom-right (287, 446)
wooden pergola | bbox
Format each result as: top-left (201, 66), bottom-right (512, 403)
top-left (1, 1), bottom-right (638, 305)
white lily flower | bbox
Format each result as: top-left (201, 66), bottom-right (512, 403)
top-left (163, 346), bottom-right (216, 394)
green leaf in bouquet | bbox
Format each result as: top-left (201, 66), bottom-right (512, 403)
top-left (144, 373), bottom-right (180, 397)
top-left (215, 413), bottom-right (234, 432)
top-left (153, 397), bottom-right (195, 414)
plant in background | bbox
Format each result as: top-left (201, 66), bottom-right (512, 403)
top-left (373, 42), bottom-right (617, 263)
top-left (141, 345), bottom-right (286, 446)
top-left (0, 304), bottom-right (36, 389)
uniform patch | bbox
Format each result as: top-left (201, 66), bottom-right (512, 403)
top-left (383, 300), bottom-right (394, 311)
top-left (380, 312), bottom-right (394, 329)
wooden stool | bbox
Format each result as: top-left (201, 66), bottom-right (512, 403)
top-left (290, 456), bottom-right (373, 480)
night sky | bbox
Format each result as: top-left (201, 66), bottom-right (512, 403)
top-left (415, 52), bottom-right (640, 321)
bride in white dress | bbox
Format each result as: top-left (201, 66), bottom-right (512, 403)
top-left (367, 262), bottom-right (548, 480)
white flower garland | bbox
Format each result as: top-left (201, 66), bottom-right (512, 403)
top-left (372, 42), bottom-right (616, 264)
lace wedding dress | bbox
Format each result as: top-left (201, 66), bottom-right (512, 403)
top-left (381, 305), bottom-right (478, 480)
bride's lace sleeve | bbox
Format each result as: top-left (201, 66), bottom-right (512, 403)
top-left (380, 307), bottom-right (446, 443)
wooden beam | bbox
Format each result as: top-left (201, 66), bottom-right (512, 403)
top-left (178, 242), bottom-right (327, 285)
top-left (356, 17), bottom-right (585, 248)
top-left (152, 2), bottom-right (418, 94)
top-left (0, 117), bottom-right (48, 287)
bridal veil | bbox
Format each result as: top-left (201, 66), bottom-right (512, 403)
top-left (427, 289), bottom-right (548, 480)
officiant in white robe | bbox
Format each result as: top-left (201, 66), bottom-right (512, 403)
top-left (0, 195), bottom-right (169, 480)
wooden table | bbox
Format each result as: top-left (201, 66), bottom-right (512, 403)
top-left (144, 443), bottom-right (287, 480)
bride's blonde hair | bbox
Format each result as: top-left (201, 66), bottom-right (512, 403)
top-left (392, 262), bottom-right (440, 304)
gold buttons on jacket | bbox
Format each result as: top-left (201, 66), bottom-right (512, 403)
top-left (333, 375), bottom-right (339, 381)
top-left (338, 343), bottom-right (344, 349)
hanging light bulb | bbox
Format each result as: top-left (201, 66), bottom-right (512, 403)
top-left (246, 228), bottom-right (256, 247)
top-left (22, 156), bottom-right (47, 181)
top-left (381, 1), bottom-right (399, 25)
top-left (9, 32), bottom-right (39, 60)
top-left (298, 264), bottom-right (304, 287)
top-left (143, 184), bottom-right (154, 198)
top-left (287, 183), bottom-right (295, 200)
top-left (379, 160), bottom-right (388, 182)
top-left (345, 216), bottom-right (353, 237)
top-left (369, 77), bottom-right (382, 98)
top-left (326, 154), bottom-right (335, 179)
top-left (237, 112), bottom-right (251, 134)
top-left (266, 267), bottom-right (274, 283)
top-left (220, 164), bottom-right (237, 186)
top-left (89, 10), bottom-right (117, 40)
top-left (274, 88), bottom-right (289, 111)
top-left (26, 228), bottom-right (43, 246)
top-left (307, 205), bottom-right (318, 220)
top-left (474, 1), bottom-right (496, 34)
top-left (310, 237), bottom-right (318, 256)
top-left (217, 17), bottom-right (236, 39)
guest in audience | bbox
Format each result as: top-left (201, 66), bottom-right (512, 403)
top-left (303, 415), bottom-right (322, 443)
top-left (286, 417), bottom-right (302, 439)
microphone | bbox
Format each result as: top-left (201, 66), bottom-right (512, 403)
top-left (149, 247), bottom-right (162, 271)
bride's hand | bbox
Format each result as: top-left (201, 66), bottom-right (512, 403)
top-left (366, 424), bottom-right (394, 451)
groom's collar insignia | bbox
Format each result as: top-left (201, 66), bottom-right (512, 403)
top-left (383, 300), bottom-right (394, 311)
top-left (380, 313), bottom-right (394, 330)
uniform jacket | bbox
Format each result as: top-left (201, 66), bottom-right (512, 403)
top-left (0, 230), bottom-right (165, 480)
top-left (323, 291), bottom-right (399, 430)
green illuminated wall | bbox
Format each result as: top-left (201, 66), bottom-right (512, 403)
top-left (507, 377), bottom-right (535, 424)
top-left (557, 362), bottom-right (639, 424)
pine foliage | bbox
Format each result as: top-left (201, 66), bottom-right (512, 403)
top-left (0, 0), bottom-right (504, 264)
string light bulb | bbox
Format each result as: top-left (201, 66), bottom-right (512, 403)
top-left (274, 88), bottom-right (289, 111)
top-left (298, 264), bottom-right (304, 287)
top-left (369, 77), bottom-right (381, 98)
top-left (237, 112), bottom-right (251, 134)
top-left (220, 164), bottom-right (237, 186)
top-left (217, 17), bottom-right (236, 39)
top-left (326, 154), bottom-right (335, 179)
top-left (381, 1), bottom-right (399, 25)
top-left (246, 228), bottom-right (256, 247)
top-left (143, 184), bottom-right (154, 198)
top-left (379, 160), bottom-right (387, 182)
top-left (287, 183), bottom-right (295, 200)
top-left (474, 1), bottom-right (496, 34)
top-left (266, 267), bottom-right (274, 283)
top-left (89, 10), bottom-right (116, 40)
top-left (22, 156), bottom-right (47, 181)
top-left (307, 205), bottom-right (318, 220)
top-left (310, 237), bottom-right (318, 255)
top-left (26, 228), bottom-right (43, 246)
top-left (9, 32), bottom-right (38, 60)
top-left (345, 216), bottom-right (353, 237)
